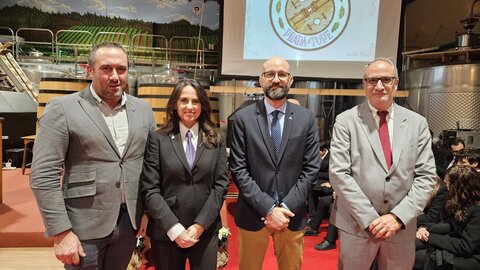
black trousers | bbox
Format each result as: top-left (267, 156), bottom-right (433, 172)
top-left (324, 223), bottom-right (338, 243)
top-left (310, 195), bottom-right (333, 231)
top-left (151, 231), bottom-right (218, 270)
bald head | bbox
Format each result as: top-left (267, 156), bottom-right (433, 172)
top-left (262, 56), bottom-right (290, 73)
top-left (259, 56), bottom-right (293, 102)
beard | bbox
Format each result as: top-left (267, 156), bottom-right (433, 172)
top-left (263, 85), bottom-right (289, 100)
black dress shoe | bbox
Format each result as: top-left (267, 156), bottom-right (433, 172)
top-left (315, 240), bottom-right (336, 250)
top-left (303, 229), bottom-right (319, 236)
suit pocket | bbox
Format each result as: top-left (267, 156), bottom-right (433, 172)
top-left (165, 196), bottom-right (176, 207)
top-left (64, 171), bottom-right (96, 199)
top-left (288, 135), bottom-right (306, 142)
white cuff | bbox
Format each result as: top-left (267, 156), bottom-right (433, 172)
top-left (166, 223), bottom-right (186, 241)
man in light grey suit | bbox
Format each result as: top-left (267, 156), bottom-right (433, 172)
top-left (30, 42), bottom-right (156, 269)
top-left (329, 58), bottom-right (437, 270)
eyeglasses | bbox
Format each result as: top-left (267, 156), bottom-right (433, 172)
top-left (363, 77), bottom-right (397, 86)
top-left (262, 71), bottom-right (291, 81)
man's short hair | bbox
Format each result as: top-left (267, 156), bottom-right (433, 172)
top-left (88, 42), bottom-right (128, 67)
top-left (450, 137), bottom-right (465, 149)
top-left (363, 57), bottom-right (398, 78)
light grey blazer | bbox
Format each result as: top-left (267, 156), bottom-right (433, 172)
top-left (329, 101), bottom-right (437, 242)
top-left (30, 87), bottom-right (156, 240)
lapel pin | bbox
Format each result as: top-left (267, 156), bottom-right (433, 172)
top-left (289, 116), bottom-right (293, 120)
top-left (400, 122), bottom-right (406, 128)
top-left (171, 135), bottom-right (175, 140)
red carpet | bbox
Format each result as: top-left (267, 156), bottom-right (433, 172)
top-left (0, 168), bottom-right (53, 247)
top-left (0, 168), bottom-right (338, 269)
top-left (221, 198), bottom-right (339, 270)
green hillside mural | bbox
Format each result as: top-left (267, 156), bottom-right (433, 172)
top-left (0, 2), bottom-right (220, 66)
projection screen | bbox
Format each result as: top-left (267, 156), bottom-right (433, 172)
top-left (220, 0), bottom-right (402, 79)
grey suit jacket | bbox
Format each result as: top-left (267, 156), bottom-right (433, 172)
top-left (329, 101), bottom-right (437, 242)
top-left (229, 100), bottom-right (320, 231)
top-left (30, 86), bottom-right (156, 240)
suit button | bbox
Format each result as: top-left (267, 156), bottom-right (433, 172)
top-left (115, 182), bottom-right (121, 188)
top-left (383, 200), bottom-right (388, 203)
top-left (385, 177), bottom-right (391, 182)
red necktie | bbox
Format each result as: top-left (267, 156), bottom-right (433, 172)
top-left (377, 111), bottom-right (392, 169)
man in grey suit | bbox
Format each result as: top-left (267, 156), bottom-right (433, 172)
top-left (30, 42), bottom-right (156, 269)
top-left (329, 58), bottom-right (437, 270)
top-left (229, 56), bottom-right (320, 270)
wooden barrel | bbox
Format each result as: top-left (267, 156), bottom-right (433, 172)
top-left (38, 78), bottom-right (91, 118)
top-left (137, 83), bottom-right (219, 126)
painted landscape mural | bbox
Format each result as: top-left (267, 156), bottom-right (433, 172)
top-left (0, 0), bottom-right (220, 66)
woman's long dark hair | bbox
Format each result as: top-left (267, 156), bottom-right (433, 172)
top-left (158, 79), bottom-right (221, 148)
top-left (444, 166), bottom-right (480, 222)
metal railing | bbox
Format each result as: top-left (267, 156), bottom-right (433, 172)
top-left (131, 33), bottom-right (169, 67)
top-left (55, 29), bottom-right (93, 63)
top-left (0, 27), bottom-right (15, 56)
top-left (169, 36), bottom-right (205, 68)
top-left (15, 28), bottom-right (55, 63)
top-left (3, 27), bottom-right (216, 69)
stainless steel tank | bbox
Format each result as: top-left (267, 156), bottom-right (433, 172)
top-left (404, 64), bottom-right (480, 137)
top-left (215, 79), bottom-right (257, 127)
top-left (292, 80), bottom-right (364, 142)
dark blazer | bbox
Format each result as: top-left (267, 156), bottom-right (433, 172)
top-left (30, 87), bottom-right (156, 240)
top-left (314, 152), bottom-right (331, 192)
top-left (417, 184), bottom-right (447, 227)
top-left (229, 100), bottom-right (320, 231)
top-left (427, 205), bottom-right (480, 267)
top-left (141, 130), bottom-right (229, 241)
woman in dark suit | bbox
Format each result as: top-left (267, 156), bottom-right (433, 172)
top-left (414, 166), bottom-right (480, 270)
top-left (141, 79), bottom-right (228, 270)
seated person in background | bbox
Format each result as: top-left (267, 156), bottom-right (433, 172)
top-left (416, 177), bottom-right (447, 245)
top-left (414, 177), bottom-right (449, 270)
top-left (414, 166), bottom-right (480, 270)
top-left (304, 194), bottom-right (333, 237)
top-left (313, 191), bottom-right (339, 251)
top-left (314, 221), bottom-right (338, 251)
top-left (439, 138), bottom-right (465, 177)
top-left (431, 133), bottom-right (450, 179)
top-left (456, 149), bottom-right (480, 171)
top-left (306, 141), bottom-right (331, 232)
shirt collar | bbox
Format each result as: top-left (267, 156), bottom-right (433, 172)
top-left (90, 84), bottom-right (127, 107)
top-left (264, 99), bottom-right (287, 116)
top-left (367, 102), bottom-right (394, 120)
top-left (179, 122), bottom-right (199, 139)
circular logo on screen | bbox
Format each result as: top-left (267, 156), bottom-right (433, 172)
top-left (270, 0), bottom-right (350, 51)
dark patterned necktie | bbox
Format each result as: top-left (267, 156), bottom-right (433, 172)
top-left (186, 130), bottom-right (195, 169)
top-left (271, 110), bottom-right (281, 161)
top-left (377, 111), bottom-right (392, 169)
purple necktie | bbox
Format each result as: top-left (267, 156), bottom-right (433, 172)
top-left (377, 111), bottom-right (392, 169)
top-left (186, 130), bottom-right (195, 169)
